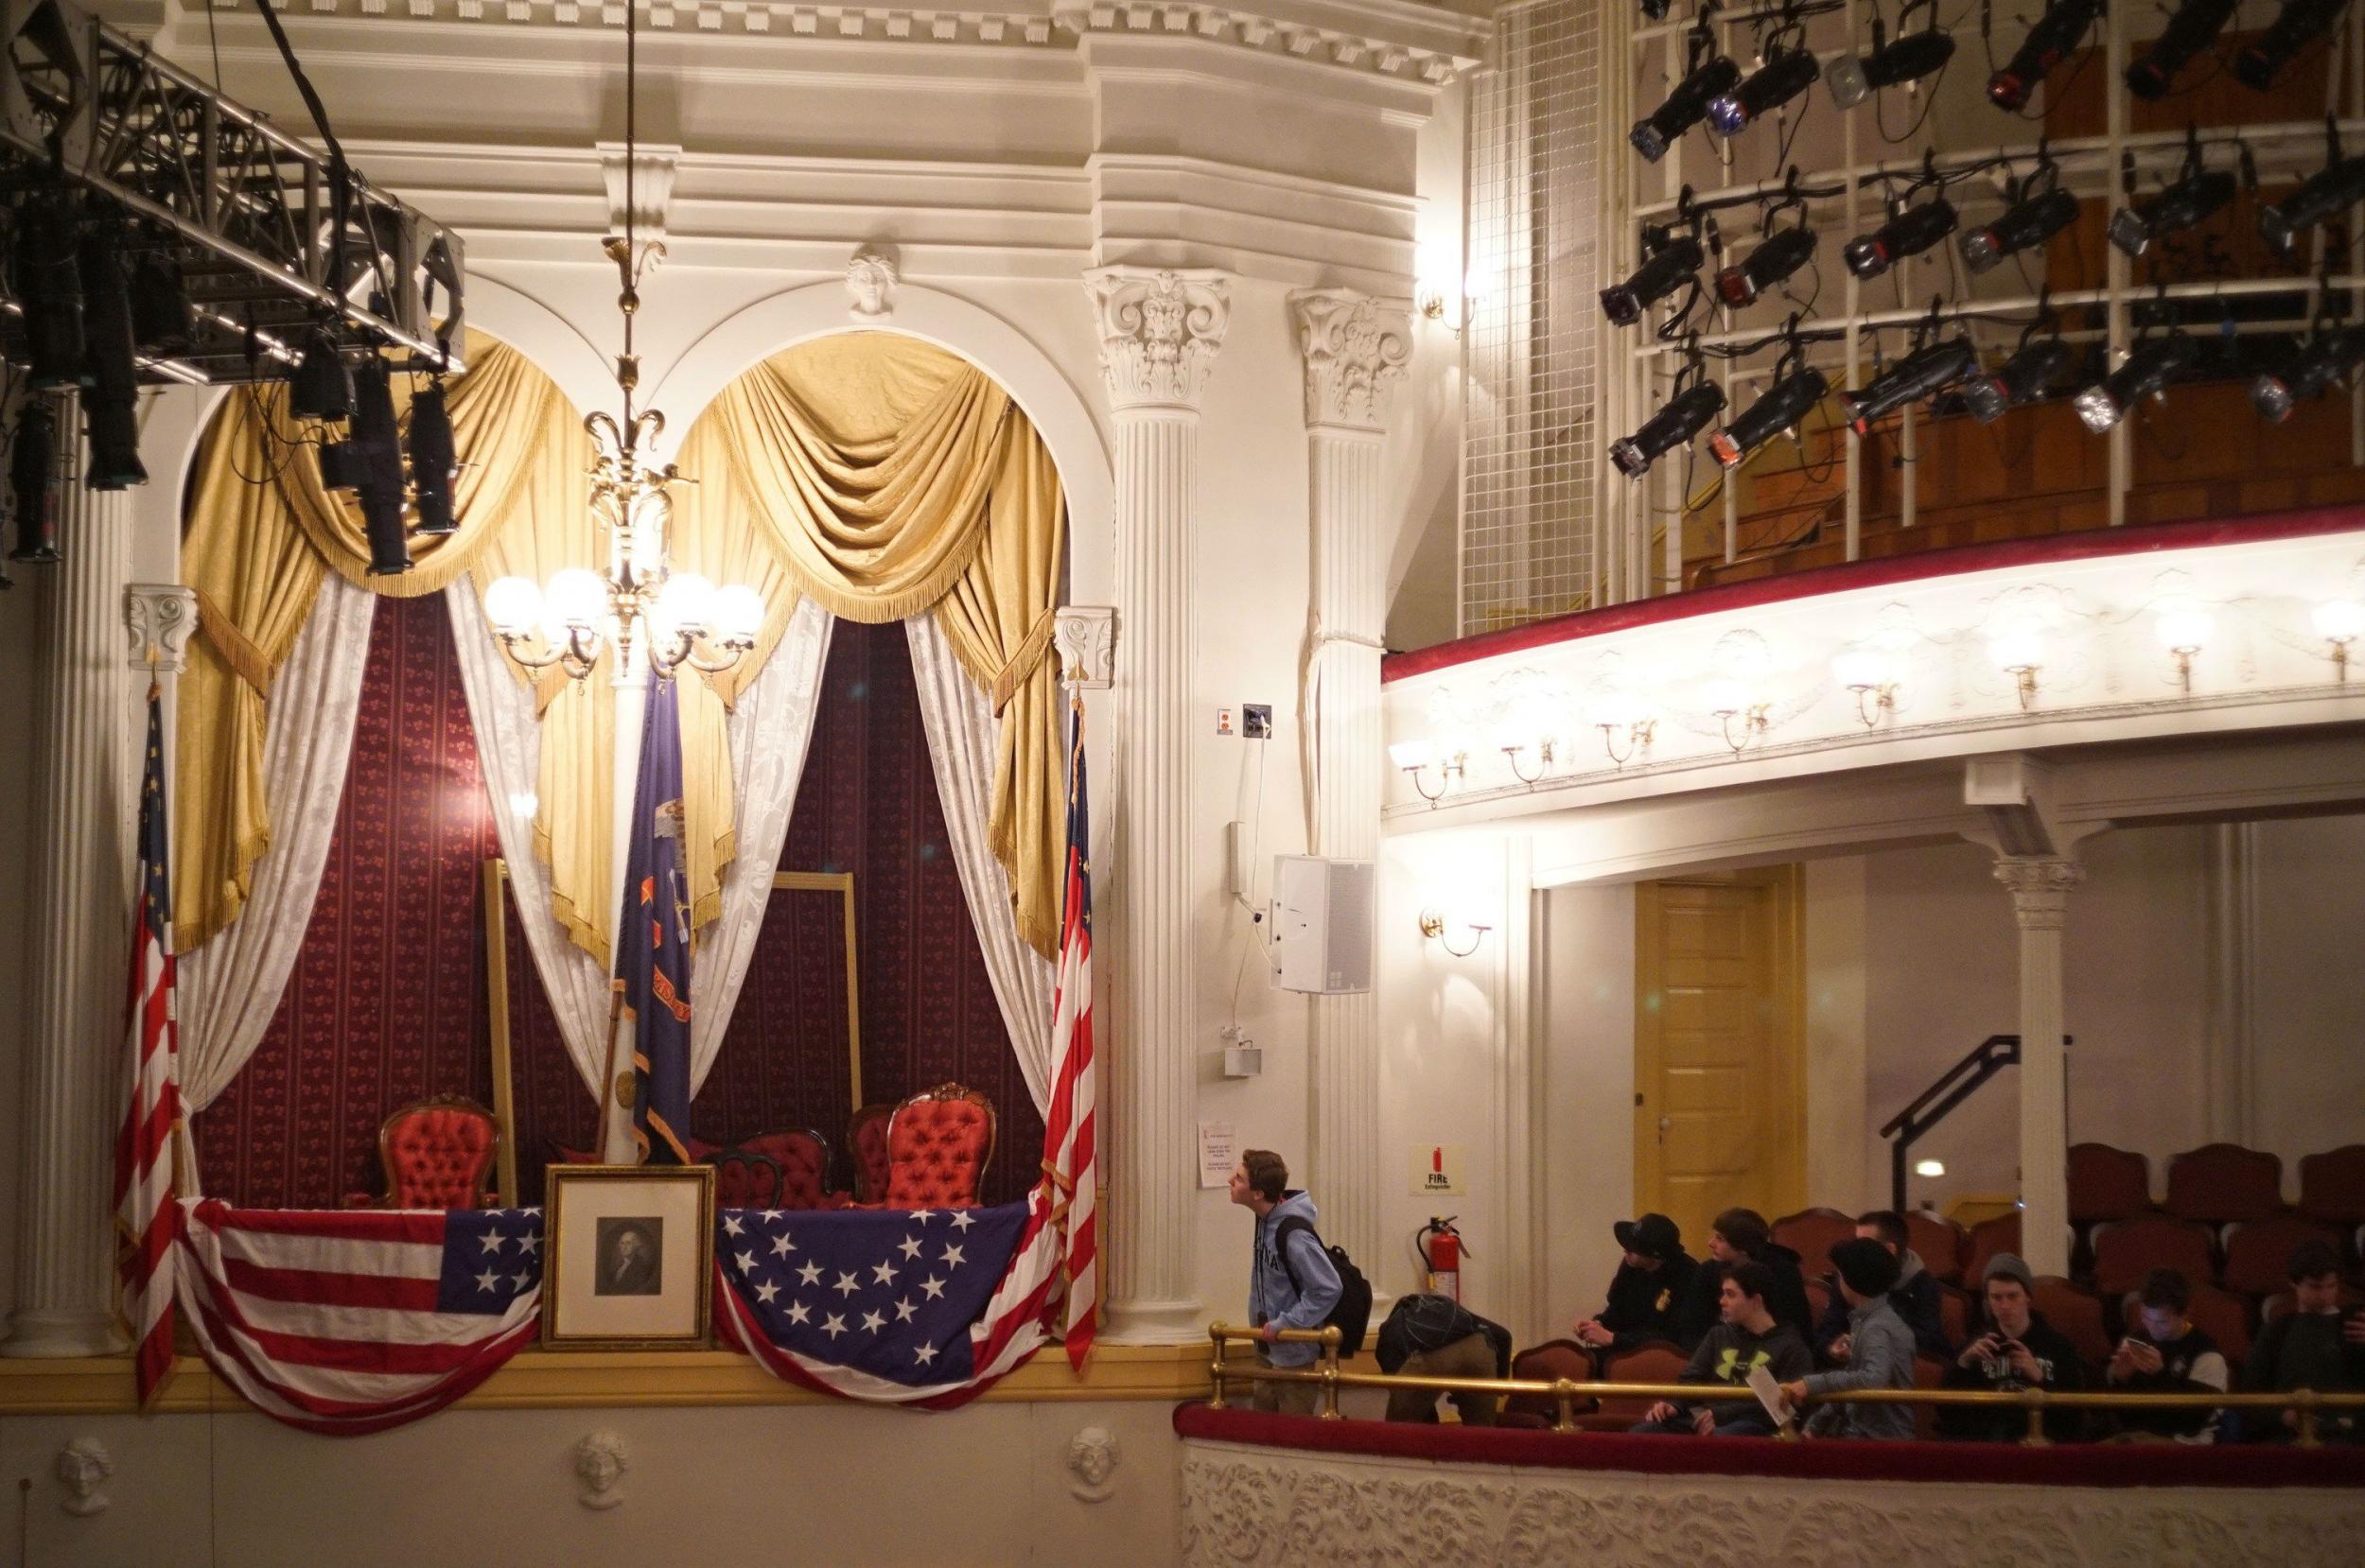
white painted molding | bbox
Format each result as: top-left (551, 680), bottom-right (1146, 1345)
top-left (597, 140), bottom-right (681, 264)
top-left (1288, 287), bottom-right (1411, 433)
top-left (1055, 605), bottom-right (1116, 688)
top-left (123, 584), bottom-right (199, 674)
top-left (55, 1438), bottom-right (111, 1518)
top-left (1083, 268), bottom-right (1231, 413)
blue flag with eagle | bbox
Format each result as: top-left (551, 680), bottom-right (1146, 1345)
top-left (604, 674), bottom-right (693, 1163)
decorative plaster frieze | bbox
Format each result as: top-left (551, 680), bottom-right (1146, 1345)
top-left (1084, 268), bottom-right (1230, 413)
top-left (846, 247), bottom-right (899, 318)
top-left (1288, 287), bottom-right (1410, 432)
top-left (1064, 1425), bottom-right (1120, 1501)
top-left (1054, 605), bottom-right (1116, 688)
top-left (598, 140), bottom-right (680, 262)
top-left (123, 584), bottom-right (199, 674)
top-left (574, 1431), bottom-right (628, 1509)
top-left (56, 1439), bottom-right (111, 1518)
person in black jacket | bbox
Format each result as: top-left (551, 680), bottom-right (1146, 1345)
top-left (1631, 1262), bottom-right (1813, 1437)
top-left (2238, 1239), bottom-right (2365, 1443)
top-left (2106, 1268), bottom-right (2229, 1442)
top-left (1939, 1252), bottom-right (2087, 1441)
top-left (1814, 1210), bottom-right (1950, 1366)
top-left (1377, 1294), bottom-right (1512, 1425)
top-left (1573, 1213), bottom-right (1697, 1350)
top-left (1672, 1208), bottom-right (1813, 1351)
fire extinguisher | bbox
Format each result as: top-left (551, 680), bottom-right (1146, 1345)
top-left (1415, 1216), bottom-right (1467, 1302)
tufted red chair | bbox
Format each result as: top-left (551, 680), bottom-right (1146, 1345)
top-left (883, 1085), bottom-right (996, 1210)
top-left (736, 1129), bottom-right (833, 1210)
top-left (848, 1104), bottom-right (894, 1204)
top-left (712, 1150), bottom-right (784, 1210)
top-left (377, 1097), bottom-right (499, 1210)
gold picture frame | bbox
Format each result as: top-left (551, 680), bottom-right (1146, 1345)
top-left (541, 1163), bottom-right (716, 1350)
top-left (771, 871), bottom-right (865, 1114)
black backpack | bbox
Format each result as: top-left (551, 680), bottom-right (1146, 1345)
top-left (1270, 1212), bottom-right (1374, 1357)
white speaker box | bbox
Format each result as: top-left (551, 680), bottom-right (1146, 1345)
top-left (1269, 855), bottom-right (1375, 995)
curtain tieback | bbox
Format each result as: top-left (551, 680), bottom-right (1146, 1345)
top-left (990, 604), bottom-right (1060, 715)
top-left (194, 587), bottom-right (281, 695)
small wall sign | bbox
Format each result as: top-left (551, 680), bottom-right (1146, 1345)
top-left (1410, 1143), bottom-right (1464, 1196)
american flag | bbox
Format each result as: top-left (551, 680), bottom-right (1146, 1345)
top-left (604, 672), bottom-right (693, 1164)
top-left (114, 686), bottom-right (181, 1406)
top-left (174, 1202), bottom-right (542, 1434)
top-left (1042, 695), bottom-right (1098, 1368)
top-left (714, 1200), bottom-right (1060, 1407)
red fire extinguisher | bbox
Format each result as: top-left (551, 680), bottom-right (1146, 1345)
top-left (1415, 1216), bottom-right (1467, 1302)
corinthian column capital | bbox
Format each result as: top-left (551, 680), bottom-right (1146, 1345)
top-left (1288, 287), bottom-right (1411, 433)
top-left (1083, 267), bottom-right (1230, 414)
top-left (1994, 855), bottom-right (2084, 931)
top-left (124, 584), bottom-right (199, 674)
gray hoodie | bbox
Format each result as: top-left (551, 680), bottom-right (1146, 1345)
top-left (1800, 1294), bottom-right (1917, 1440)
top-left (1249, 1191), bottom-right (1341, 1368)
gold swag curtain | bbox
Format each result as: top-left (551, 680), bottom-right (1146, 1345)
top-left (669, 333), bottom-right (1069, 957)
top-left (175, 337), bottom-right (614, 962)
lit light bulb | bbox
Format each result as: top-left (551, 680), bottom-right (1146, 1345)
top-left (713, 584), bottom-right (765, 644)
top-left (508, 791), bottom-right (539, 820)
top-left (1702, 677), bottom-right (1754, 717)
top-left (2152, 598), bottom-right (2213, 654)
top-left (483, 576), bottom-right (544, 636)
top-left (655, 571), bottom-right (717, 637)
top-left (544, 567), bottom-right (609, 634)
top-left (1988, 627), bottom-right (2045, 673)
top-left (2312, 599), bottom-right (2365, 645)
top-left (1832, 648), bottom-right (1892, 691)
top-left (1914, 1159), bottom-right (1946, 1178)
top-left (1389, 740), bottom-right (1435, 772)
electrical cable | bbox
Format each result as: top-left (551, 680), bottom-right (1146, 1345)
top-left (1225, 732), bottom-right (1274, 1028)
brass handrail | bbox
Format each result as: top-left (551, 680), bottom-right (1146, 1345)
top-left (1202, 1324), bottom-right (2365, 1446)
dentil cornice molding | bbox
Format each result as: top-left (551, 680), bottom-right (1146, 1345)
top-left (1289, 287), bottom-right (1410, 432)
top-left (1084, 268), bottom-right (1230, 413)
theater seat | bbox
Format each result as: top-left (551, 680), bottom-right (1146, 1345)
top-left (1772, 1207), bottom-right (1855, 1281)
top-left (376, 1097), bottom-right (498, 1210)
top-left (1965, 1213), bottom-right (2021, 1283)
top-left (1499, 1339), bottom-right (1594, 1430)
top-left (1594, 1342), bottom-right (1687, 1428)
top-left (2119, 1281), bottom-right (2251, 1368)
top-left (2068, 1142), bottom-right (2154, 1226)
top-left (2090, 1215), bottom-right (2215, 1298)
top-left (1935, 1281), bottom-right (1970, 1350)
top-left (2030, 1277), bottom-right (2111, 1374)
top-left (883, 1084), bottom-right (996, 1209)
top-left (2164, 1143), bottom-right (2285, 1226)
top-left (2298, 1144), bottom-right (2365, 1228)
top-left (2221, 1215), bottom-right (2342, 1296)
top-left (1912, 1355), bottom-right (1947, 1440)
top-left (1904, 1211), bottom-right (1967, 1284)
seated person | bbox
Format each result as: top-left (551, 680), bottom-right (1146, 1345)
top-left (2240, 1238), bottom-right (2365, 1444)
top-left (1672, 1207), bottom-right (1813, 1350)
top-left (1814, 1209), bottom-right (1950, 1366)
top-left (1779, 1238), bottom-right (1915, 1440)
top-left (1939, 1253), bottom-right (2086, 1442)
top-left (1632, 1262), bottom-right (1812, 1437)
top-left (2105, 1267), bottom-right (2229, 1443)
top-left (1375, 1293), bottom-right (1511, 1426)
top-left (1572, 1212), bottom-right (1696, 1350)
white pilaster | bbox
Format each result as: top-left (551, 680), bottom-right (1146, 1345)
top-left (2201, 823), bottom-right (2257, 1145)
top-left (7, 402), bottom-right (134, 1356)
top-left (1085, 266), bottom-right (1228, 1342)
top-left (1994, 855), bottom-right (2082, 1281)
top-left (1288, 287), bottom-right (1408, 1281)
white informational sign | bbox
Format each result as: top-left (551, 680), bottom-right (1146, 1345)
top-left (1410, 1143), bottom-right (1464, 1196)
top-left (1198, 1122), bottom-right (1237, 1190)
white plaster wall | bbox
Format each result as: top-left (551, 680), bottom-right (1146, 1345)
top-left (1382, 76), bottom-right (1465, 655)
top-left (1803, 855), bottom-right (1872, 1215)
top-left (2251, 815), bottom-right (2365, 1173)
top-left (1536, 880), bottom-right (1637, 1340)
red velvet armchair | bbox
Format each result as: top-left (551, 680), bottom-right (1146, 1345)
top-left (883, 1085), bottom-right (996, 1210)
top-left (847, 1103), bottom-right (894, 1204)
top-left (367, 1096), bottom-right (499, 1210)
top-left (715, 1129), bottom-right (833, 1210)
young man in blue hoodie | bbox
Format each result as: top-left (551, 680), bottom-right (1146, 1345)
top-left (1230, 1148), bottom-right (1342, 1416)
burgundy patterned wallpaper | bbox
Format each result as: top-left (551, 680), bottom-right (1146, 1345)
top-left (696, 619), bottom-right (1045, 1205)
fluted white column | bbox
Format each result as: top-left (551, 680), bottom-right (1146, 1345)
top-left (1995, 856), bottom-right (2082, 1281)
top-left (1289, 288), bottom-right (1409, 1281)
top-left (7, 400), bottom-right (135, 1356)
top-left (1085, 266), bottom-right (1228, 1342)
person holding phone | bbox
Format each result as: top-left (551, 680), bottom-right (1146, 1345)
top-left (2239, 1238), bottom-right (2365, 1443)
top-left (1939, 1253), bottom-right (2087, 1441)
top-left (2106, 1267), bottom-right (2228, 1442)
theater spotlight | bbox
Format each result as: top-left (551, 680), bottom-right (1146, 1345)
top-left (406, 377), bottom-right (460, 536)
top-left (289, 328), bottom-right (355, 423)
top-left (1988, 0), bottom-right (2102, 111)
top-left (1602, 234), bottom-right (1707, 326)
top-left (1708, 48), bottom-right (1823, 136)
top-left (1631, 54), bottom-right (1743, 163)
top-left (2234, 0), bottom-right (2351, 92)
top-left (1709, 364), bottom-right (1828, 468)
top-left (128, 246), bottom-right (193, 353)
top-left (1715, 226), bottom-right (1818, 308)
top-left (1960, 183), bottom-right (2078, 273)
top-left (1961, 337), bottom-right (2074, 423)
top-left (2074, 332), bottom-right (2198, 431)
top-left (12, 195), bottom-right (89, 392)
top-left (1827, 25), bottom-right (1955, 110)
top-left (2126, 0), bottom-right (2239, 98)
top-left (2259, 149), bottom-right (2365, 256)
top-left (8, 403), bottom-right (60, 564)
top-left (1844, 195), bottom-right (1958, 279)
top-left (2108, 166), bottom-right (2236, 258)
top-left (75, 223), bottom-right (148, 492)
top-left (2251, 326), bottom-right (2365, 423)
top-left (348, 359), bottom-right (412, 575)
top-left (1640, 0), bottom-right (1671, 19)
top-left (1841, 338), bottom-right (1979, 435)
top-left (1610, 381), bottom-right (1726, 478)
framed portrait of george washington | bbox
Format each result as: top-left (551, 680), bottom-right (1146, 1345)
top-left (541, 1164), bottom-right (715, 1350)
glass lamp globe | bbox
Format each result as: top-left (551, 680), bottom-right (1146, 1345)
top-left (544, 568), bottom-right (610, 634)
top-left (654, 572), bottom-right (717, 637)
top-left (483, 576), bottom-right (544, 636)
top-left (1988, 627), bottom-right (2044, 673)
top-left (713, 584), bottom-right (765, 644)
top-left (1388, 739), bottom-right (1434, 772)
top-left (2313, 599), bottom-right (2365, 644)
top-left (1832, 647), bottom-right (1892, 691)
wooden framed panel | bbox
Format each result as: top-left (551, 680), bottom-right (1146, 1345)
top-left (771, 871), bottom-right (864, 1116)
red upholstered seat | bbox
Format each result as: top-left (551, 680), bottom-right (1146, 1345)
top-left (2221, 1215), bottom-right (2342, 1296)
top-left (378, 1097), bottom-right (498, 1210)
top-left (1499, 1340), bottom-right (1595, 1430)
top-left (2030, 1277), bottom-right (2111, 1374)
top-left (1594, 1343), bottom-right (1686, 1427)
top-left (1772, 1207), bottom-right (1855, 1281)
top-left (848, 1104), bottom-right (894, 1205)
top-left (2090, 1215), bottom-right (2216, 1297)
top-left (2069, 1142), bottom-right (2154, 1226)
top-left (1904, 1211), bottom-right (1967, 1284)
top-left (2298, 1144), bottom-right (2365, 1227)
top-left (883, 1084), bottom-right (996, 1210)
top-left (736, 1129), bottom-right (832, 1211)
top-left (1965, 1213), bottom-right (2021, 1284)
top-left (2164, 1143), bottom-right (2285, 1225)
top-left (712, 1150), bottom-right (783, 1210)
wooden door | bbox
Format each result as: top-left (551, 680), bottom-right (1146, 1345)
top-left (1634, 867), bottom-right (1805, 1247)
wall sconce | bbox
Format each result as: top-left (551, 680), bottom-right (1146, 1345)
top-left (2152, 598), bottom-right (2212, 695)
top-left (1988, 627), bottom-right (2044, 710)
top-left (1498, 727), bottom-right (1556, 785)
top-left (2313, 599), bottom-right (2363, 681)
top-left (1418, 908), bottom-right (1492, 958)
top-left (1831, 647), bottom-right (1901, 727)
top-left (1390, 739), bottom-right (1465, 806)
top-left (1703, 679), bottom-right (1770, 756)
top-left (1913, 1158), bottom-right (1946, 1179)
top-left (1586, 692), bottom-right (1656, 768)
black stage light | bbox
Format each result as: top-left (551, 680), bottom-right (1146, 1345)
top-left (77, 224), bottom-right (148, 491)
top-left (316, 439), bottom-right (362, 492)
top-left (1828, 26), bottom-right (1955, 110)
top-left (8, 403), bottom-right (60, 563)
top-left (1844, 196), bottom-right (1958, 279)
top-left (1708, 48), bottom-right (1823, 136)
top-left (1961, 184), bottom-right (2079, 273)
top-left (2109, 167), bottom-right (2237, 258)
top-left (1602, 235), bottom-right (1707, 326)
top-left (1988, 0), bottom-right (2102, 111)
top-left (1632, 55), bottom-right (1743, 163)
top-left (1708, 365), bottom-right (1829, 468)
top-left (348, 359), bottom-right (412, 575)
top-left (13, 197), bottom-right (89, 392)
top-left (2234, 0), bottom-right (2351, 92)
top-left (1961, 338), bottom-right (2074, 423)
top-left (289, 328), bottom-right (355, 423)
top-left (1640, 0), bottom-right (1672, 19)
top-left (406, 378), bottom-right (460, 536)
top-left (1715, 226), bottom-right (1818, 307)
top-left (2127, 0), bottom-right (2239, 98)
top-left (1841, 338), bottom-right (1979, 435)
top-left (128, 247), bottom-right (193, 353)
top-left (1610, 381), bottom-right (1726, 478)
top-left (2074, 332), bottom-right (2199, 431)
top-left (2259, 151), bottom-right (2365, 256)
top-left (2251, 326), bottom-right (2365, 422)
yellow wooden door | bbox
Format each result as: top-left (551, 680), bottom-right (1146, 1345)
top-left (1634, 867), bottom-right (1805, 1248)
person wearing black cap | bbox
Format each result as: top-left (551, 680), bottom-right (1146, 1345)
top-left (1573, 1213), bottom-right (1697, 1350)
top-left (1938, 1252), bottom-right (2087, 1442)
top-left (1780, 1236), bottom-right (1916, 1440)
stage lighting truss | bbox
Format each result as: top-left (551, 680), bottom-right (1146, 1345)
top-left (0, 0), bottom-right (464, 387)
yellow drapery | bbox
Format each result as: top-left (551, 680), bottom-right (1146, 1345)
top-left (175, 338), bottom-right (615, 962)
top-left (669, 334), bottom-right (1069, 957)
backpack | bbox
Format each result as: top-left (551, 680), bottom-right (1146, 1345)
top-left (1270, 1212), bottom-right (1374, 1357)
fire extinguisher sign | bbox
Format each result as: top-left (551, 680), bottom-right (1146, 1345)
top-left (1409, 1143), bottom-right (1465, 1195)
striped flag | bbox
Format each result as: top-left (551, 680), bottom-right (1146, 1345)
top-left (603, 673), bottom-right (693, 1164)
top-left (114, 685), bottom-right (181, 1406)
top-left (1042, 696), bottom-right (1098, 1369)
